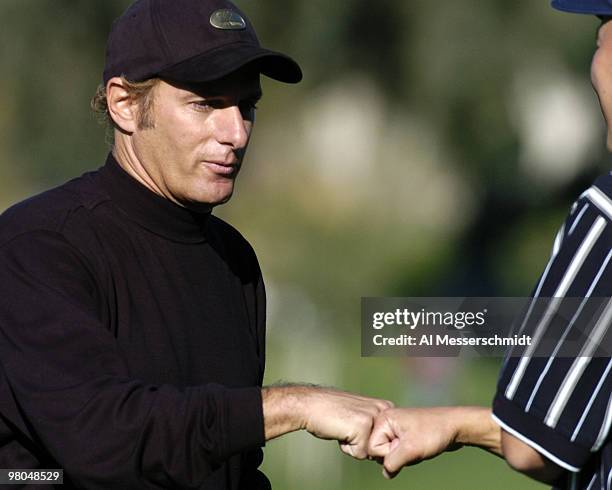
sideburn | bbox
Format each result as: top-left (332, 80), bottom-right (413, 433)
top-left (137, 90), bottom-right (156, 130)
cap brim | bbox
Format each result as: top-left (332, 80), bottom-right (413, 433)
top-left (551, 0), bottom-right (612, 15)
top-left (158, 43), bottom-right (302, 84)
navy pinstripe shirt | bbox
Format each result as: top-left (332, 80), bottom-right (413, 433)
top-left (493, 173), bottom-right (612, 490)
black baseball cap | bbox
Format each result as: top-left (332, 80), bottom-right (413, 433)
top-left (102, 0), bottom-right (302, 85)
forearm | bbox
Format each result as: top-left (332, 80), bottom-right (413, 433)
top-left (261, 384), bottom-right (307, 440)
top-left (370, 405), bottom-right (566, 483)
top-left (369, 404), bottom-right (503, 478)
top-left (453, 406), bottom-right (503, 457)
top-left (262, 383), bottom-right (393, 460)
top-left (405, 406), bottom-right (562, 482)
top-left (5, 375), bottom-right (262, 487)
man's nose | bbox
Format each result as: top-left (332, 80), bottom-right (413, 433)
top-left (215, 105), bottom-right (249, 150)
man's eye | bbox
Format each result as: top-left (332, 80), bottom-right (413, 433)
top-left (192, 99), bottom-right (226, 111)
top-left (192, 101), bottom-right (213, 111)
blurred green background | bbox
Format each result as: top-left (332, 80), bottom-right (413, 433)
top-left (1, 1), bottom-right (609, 489)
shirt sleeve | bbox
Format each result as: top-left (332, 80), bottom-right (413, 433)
top-left (0, 230), bottom-right (265, 488)
top-left (492, 187), bottom-right (612, 473)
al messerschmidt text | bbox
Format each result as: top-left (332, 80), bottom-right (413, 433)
top-left (372, 334), bottom-right (532, 347)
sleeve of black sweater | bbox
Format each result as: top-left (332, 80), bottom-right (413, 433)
top-left (0, 230), bottom-right (265, 488)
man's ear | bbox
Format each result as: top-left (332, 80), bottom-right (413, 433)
top-left (106, 77), bottom-right (138, 133)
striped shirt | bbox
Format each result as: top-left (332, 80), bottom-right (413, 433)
top-left (493, 173), bottom-right (612, 490)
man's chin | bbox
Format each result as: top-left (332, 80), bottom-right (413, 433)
top-left (186, 189), bottom-right (234, 211)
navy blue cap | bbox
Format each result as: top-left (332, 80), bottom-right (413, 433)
top-left (551, 0), bottom-right (612, 15)
top-left (103, 0), bottom-right (302, 85)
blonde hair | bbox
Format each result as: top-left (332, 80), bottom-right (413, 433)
top-left (91, 76), bottom-right (160, 133)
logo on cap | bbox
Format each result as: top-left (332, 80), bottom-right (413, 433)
top-left (210, 9), bottom-right (246, 30)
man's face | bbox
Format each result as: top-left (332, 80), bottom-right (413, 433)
top-left (591, 17), bottom-right (612, 150)
top-left (130, 67), bottom-right (261, 210)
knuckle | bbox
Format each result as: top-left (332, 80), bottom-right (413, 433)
top-left (372, 399), bottom-right (394, 413)
top-left (367, 441), bottom-right (380, 456)
top-left (357, 412), bottom-right (374, 428)
top-left (353, 446), bottom-right (368, 460)
top-left (378, 399), bottom-right (393, 410)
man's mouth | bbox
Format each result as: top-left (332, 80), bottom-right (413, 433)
top-left (204, 161), bottom-right (238, 176)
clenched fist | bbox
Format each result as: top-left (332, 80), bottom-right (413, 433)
top-left (262, 384), bottom-right (393, 460)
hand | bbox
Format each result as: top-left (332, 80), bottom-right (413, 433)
top-left (368, 407), bottom-right (463, 479)
top-left (301, 387), bottom-right (394, 459)
top-left (262, 385), bottom-right (393, 460)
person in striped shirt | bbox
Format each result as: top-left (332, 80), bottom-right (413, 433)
top-left (367, 2), bottom-right (611, 488)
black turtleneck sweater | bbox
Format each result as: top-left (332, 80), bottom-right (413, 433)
top-left (0, 154), bottom-right (268, 489)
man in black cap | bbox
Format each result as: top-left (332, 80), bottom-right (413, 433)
top-left (0, 1), bottom-right (392, 488)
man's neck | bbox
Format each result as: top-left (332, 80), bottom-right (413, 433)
top-left (112, 137), bottom-right (167, 200)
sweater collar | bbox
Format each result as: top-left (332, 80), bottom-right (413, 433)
top-left (99, 153), bottom-right (210, 243)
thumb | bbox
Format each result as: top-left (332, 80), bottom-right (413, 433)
top-left (382, 438), bottom-right (408, 479)
top-left (368, 415), bottom-right (398, 459)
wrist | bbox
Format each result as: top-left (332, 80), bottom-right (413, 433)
top-left (454, 406), bottom-right (502, 456)
top-left (262, 384), bottom-right (312, 440)
top-left (453, 406), bottom-right (480, 446)
top-left (437, 406), bottom-right (465, 448)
